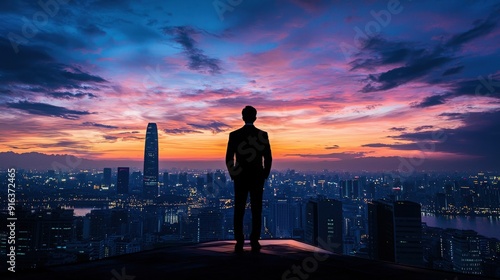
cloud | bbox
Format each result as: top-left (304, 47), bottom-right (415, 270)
top-left (82, 122), bottom-right (119, 129)
top-left (445, 17), bottom-right (498, 48)
top-left (163, 26), bottom-right (222, 74)
top-left (414, 125), bottom-right (434, 131)
top-left (352, 8), bottom-right (499, 93)
top-left (412, 94), bottom-right (448, 108)
top-left (325, 145), bottom-right (339, 150)
top-left (187, 121), bottom-right (231, 134)
top-left (0, 37), bottom-right (107, 98)
top-left (102, 135), bottom-right (118, 142)
top-left (6, 101), bottom-right (92, 120)
top-left (285, 152), bottom-right (366, 160)
top-left (413, 74), bottom-right (500, 108)
top-left (361, 143), bottom-right (392, 148)
top-left (442, 66), bottom-right (464, 76)
top-left (48, 91), bottom-right (98, 99)
top-left (438, 112), bottom-right (464, 120)
top-left (164, 128), bottom-right (202, 135)
top-left (386, 110), bottom-right (500, 161)
top-left (360, 54), bottom-right (453, 93)
top-left (36, 140), bottom-right (91, 150)
top-left (389, 127), bottom-right (406, 132)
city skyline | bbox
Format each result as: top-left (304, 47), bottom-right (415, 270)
top-left (1, 0), bottom-right (500, 171)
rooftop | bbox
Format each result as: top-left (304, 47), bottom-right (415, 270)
top-left (4, 240), bottom-right (494, 280)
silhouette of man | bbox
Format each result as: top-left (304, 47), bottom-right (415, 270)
top-left (225, 106), bottom-right (272, 253)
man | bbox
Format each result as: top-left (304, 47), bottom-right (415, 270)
top-left (225, 106), bottom-right (272, 253)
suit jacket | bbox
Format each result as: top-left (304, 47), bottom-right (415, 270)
top-left (225, 125), bottom-right (272, 183)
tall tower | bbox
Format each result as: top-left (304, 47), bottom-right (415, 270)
top-left (143, 123), bottom-right (159, 198)
top-left (305, 197), bottom-right (343, 254)
top-left (368, 200), bottom-right (423, 266)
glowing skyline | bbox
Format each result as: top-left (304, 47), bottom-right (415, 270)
top-left (1, 0), bottom-right (499, 170)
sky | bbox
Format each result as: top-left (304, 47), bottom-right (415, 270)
top-left (1, 0), bottom-right (499, 171)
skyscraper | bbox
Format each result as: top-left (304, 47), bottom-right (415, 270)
top-left (102, 167), bottom-right (111, 190)
top-left (143, 123), bottom-right (159, 198)
top-left (368, 200), bottom-right (423, 266)
top-left (117, 167), bottom-right (129, 194)
top-left (305, 197), bottom-right (343, 254)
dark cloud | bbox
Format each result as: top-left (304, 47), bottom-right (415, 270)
top-left (442, 66), bottom-right (464, 76)
top-left (0, 37), bottom-right (107, 98)
top-left (285, 152), bottom-right (366, 160)
top-left (6, 101), bottom-right (92, 120)
top-left (36, 140), bottom-right (91, 150)
top-left (438, 112), bottom-right (464, 120)
top-left (82, 122), bottom-right (119, 129)
top-left (386, 110), bottom-right (500, 162)
top-left (413, 74), bottom-right (500, 108)
top-left (360, 54), bottom-right (452, 93)
top-left (389, 127), bottom-right (406, 132)
top-left (163, 26), bottom-right (221, 74)
top-left (350, 37), bottom-right (425, 71)
top-left (102, 135), bottom-right (118, 142)
top-left (325, 145), bottom-right (339, 150)
top-left (81, 24), bottom-right (107, 36)
top-left (187, 121), bottom-right (231, 134)
top-left (48, 91), bottom-right (98, 99)
top-left (164, 128), bottom-right (202, 135)
top-left (412, 94), bottom-right (447, 108)
top-left (445, 17), bottom-right (498, 48)
top-left (352, 7), bottom-right (499, 93)
top-left (361, 143), bottom-right (391, 148)
top-left (414, 125), bottom-right (434, 131)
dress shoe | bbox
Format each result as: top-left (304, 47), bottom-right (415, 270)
top-left (235, 242), bottom-right (244, 253)
top-left (250, 241), bottom-right (261, 253)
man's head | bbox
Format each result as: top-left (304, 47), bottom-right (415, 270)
top-left (242, 106), bottom-right (257, 124)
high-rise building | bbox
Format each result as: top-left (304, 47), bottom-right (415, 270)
top-left (368, 200), bottom-right (423, 266)
top-left (305, 197), bottom-right (343, 254)
top-left (143, 123), bottom-right (159, 198)
top-left (102, 168), bottom-right (111, 190)
top-left (196, 208), bottom-right (224, 242)
top-left (117, 167), bottom-right (129, 194)
top-left (339, 179), bottom-right (360, 200)
top-left (452, 230), bottom-right (482, 275)
top-left (163, 172), bottom-right (169, 186)
top-left (130, 171), bottom-right (142, 193)
top-left (272, 198), bottom-right (291, 238)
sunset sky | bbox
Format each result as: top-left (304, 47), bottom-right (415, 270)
top-left (1, 0), bottom-right (499, 170)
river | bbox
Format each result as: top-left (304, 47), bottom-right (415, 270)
top-left (422, 213), bottom-right (500, 240)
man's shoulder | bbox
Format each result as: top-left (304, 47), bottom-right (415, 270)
top-left (230, 125), bottom-right (268, 136)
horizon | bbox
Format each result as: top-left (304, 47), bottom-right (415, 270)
top-left (2, 150), bottom-right (499, 173)
top-left (1, 1), bottom-right (500, 171)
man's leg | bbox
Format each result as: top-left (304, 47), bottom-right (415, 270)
top-left (234, 182), bottom-right (248, 249)
top-left (249, 184), bottom-right (264, 249)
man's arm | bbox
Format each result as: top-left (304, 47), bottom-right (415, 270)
top-left (225, 133), bottom-right (239, 180)
top-left (263, 132), bottom-right (272, 179)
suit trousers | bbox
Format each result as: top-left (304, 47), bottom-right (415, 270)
top-left (233, 180), bottom-right (264, 243)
